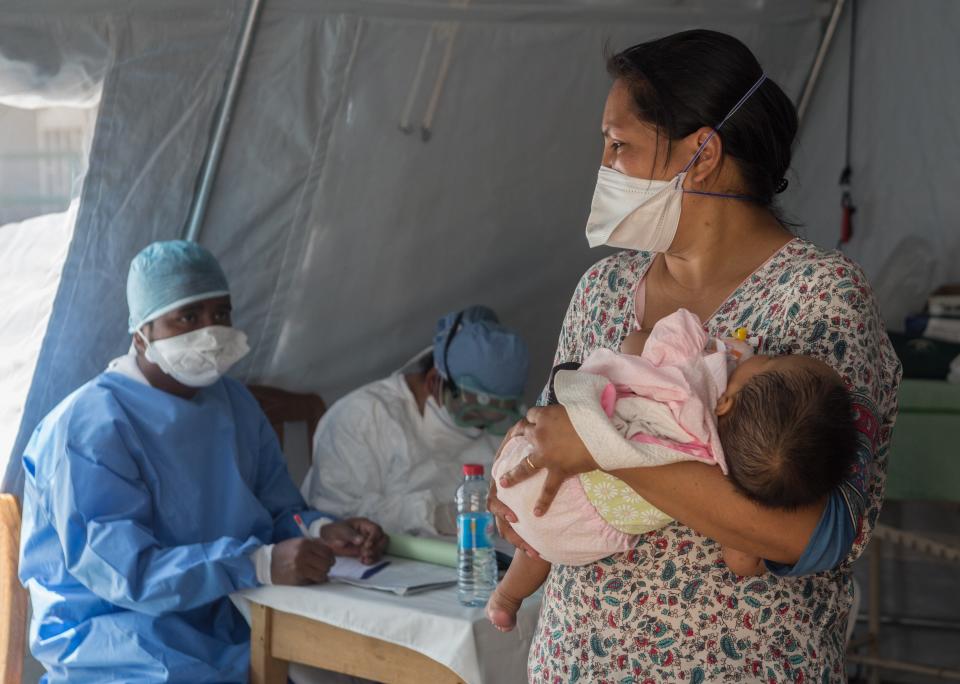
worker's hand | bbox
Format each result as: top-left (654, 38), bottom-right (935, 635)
top-left (349, 518), bottom-right (389, 564)
top-left (498, 406), bottom-right (598, 517)
top-left (322, 518), bottom-right (389, 565)
top-left (271, 537), bottom-right (336, 585)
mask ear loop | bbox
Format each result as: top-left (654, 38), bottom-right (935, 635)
top-left (679, 73), bottom-right (768, 199)
top-left (135, 328), bottom-right (153, 354)
top-left (435, 374), bottom-right (452, 408)
top-left (438, 310), bottom-right (464, 399)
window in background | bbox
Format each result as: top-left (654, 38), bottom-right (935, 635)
top-left (0, 104), bottom-right (96, 223)
top-left (0, 96), bottom-right (100, 474)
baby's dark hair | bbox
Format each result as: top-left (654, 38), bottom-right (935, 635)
top-left (718, 365), bottom-right (858, 510)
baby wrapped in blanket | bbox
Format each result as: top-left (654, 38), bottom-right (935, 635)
top-left (487, 309), bottom-right (857, 632)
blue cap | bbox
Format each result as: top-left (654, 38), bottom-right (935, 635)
top-left (433, 306), bottom-right (529, 397)
top-left (127, 240), bottom-right (230, 332)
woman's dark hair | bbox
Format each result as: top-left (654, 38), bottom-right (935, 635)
top-left (607, 30), bottom-right (798, 210)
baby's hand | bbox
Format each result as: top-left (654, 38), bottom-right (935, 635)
top-left (620, 329), bottom-right (650, 355)
top-left (722, 546), bottom-right (765, 577)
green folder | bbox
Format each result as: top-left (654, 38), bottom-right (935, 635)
top-left (387, 534), bottom-right (459, 568)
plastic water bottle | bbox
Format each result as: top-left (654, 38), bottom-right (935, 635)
top-left (455, 463), bottom-right (497, 606)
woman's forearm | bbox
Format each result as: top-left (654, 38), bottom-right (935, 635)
top-left (612, 461), bottom-right (824, 564)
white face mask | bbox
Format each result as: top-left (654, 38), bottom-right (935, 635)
top-left (138, 325), bottom-right (249, 387)
top-left (585, 73), bottom-right (769, 253)
top-left (585, 167), bottom-right (687, 252)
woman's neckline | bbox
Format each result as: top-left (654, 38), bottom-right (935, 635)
top-left (632, 236), bottom-right (800, 331)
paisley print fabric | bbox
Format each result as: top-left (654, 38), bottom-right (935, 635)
top-left (529, 239), bottom-right (901, 683)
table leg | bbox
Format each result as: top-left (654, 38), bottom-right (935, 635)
top-left (250, 602), bottom-right (290, 684)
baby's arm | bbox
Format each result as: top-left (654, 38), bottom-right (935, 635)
top-left (722, 546), bottom-right (766, 576)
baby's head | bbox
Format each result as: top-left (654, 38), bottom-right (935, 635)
top-left (716, 354), bottom-right (857, 510)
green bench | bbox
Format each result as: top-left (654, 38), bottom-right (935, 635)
top-left (848, 379), bottom-right (960, 682)
top-left (887, 379), bottom-right (960, 502)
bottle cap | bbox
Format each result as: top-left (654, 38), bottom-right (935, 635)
top-left (463, 464), bottom-right (484, 477)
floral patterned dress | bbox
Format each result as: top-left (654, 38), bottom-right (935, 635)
top-left (529, 239), bottom-right (901, 683)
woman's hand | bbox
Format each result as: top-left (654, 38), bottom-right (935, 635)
top-left (488, 420), bottom-right (540, 559)
top-left (497, 405), bottom-right (599, 517)
top-left (488, 480), bottom-right (541, 559)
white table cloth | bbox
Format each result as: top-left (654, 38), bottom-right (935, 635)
top-left (233, 582), bottom-right (540, 684)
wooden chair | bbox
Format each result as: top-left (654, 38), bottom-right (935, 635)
top-left (248, 386), bottom-right (326, 484)
top-left (248, 385), bottom-right (326, 451)
top-left (0, 494), bottom-right (28, 684)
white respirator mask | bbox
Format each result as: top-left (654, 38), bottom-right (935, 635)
top-left (138, 325), bottom-right (249, 387)
top-left (585, 168), bottom-right (687, 252)
top-left (585, 73), bottom-right (768, 253)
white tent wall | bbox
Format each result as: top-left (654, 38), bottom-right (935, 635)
top-left (197, 0), bottom-right (826, 406)
top-left (3, 0), bottom-right (959, 681)
top-left (1, 1), bottom-right (246, 491)
top-left (784, 3), bottom-right (960, 680)
top-left (1, 0), bottom-right (898, 494)
top-left (783, 0), bottom-right (960, 331)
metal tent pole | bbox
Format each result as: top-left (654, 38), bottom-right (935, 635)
top-left (796, 0), bottom-right (846, 124)
top-left (183, 0), bottom-right (265, 242)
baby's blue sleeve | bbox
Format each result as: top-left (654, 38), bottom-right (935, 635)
top-left (764, 489), bottom-right (857, 576)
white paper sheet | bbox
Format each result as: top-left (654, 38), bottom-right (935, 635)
top-left (331, 556), bottom-right (456, 595)
top-left (327, 556), bottom-right (390, 581)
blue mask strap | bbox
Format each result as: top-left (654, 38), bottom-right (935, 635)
top-left (683, 188), bottom-right (756, 202)
top-left (681, 72), bottom-right (768, 176)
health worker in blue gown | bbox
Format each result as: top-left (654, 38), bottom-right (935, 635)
top-left (19, 240), bottom-right (388, 683)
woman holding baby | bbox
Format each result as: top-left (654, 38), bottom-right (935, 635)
top-left (491, 29), bottom-right (901, 683)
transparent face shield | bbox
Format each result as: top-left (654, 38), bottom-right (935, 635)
top-left (442, 375), bottom-right (526, 436)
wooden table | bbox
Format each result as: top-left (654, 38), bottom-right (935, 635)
top-left (249, 600), bottom-right (466, 683)
top-left (237, 575), bottom-right (539, 684)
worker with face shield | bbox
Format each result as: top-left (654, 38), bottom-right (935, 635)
top-left (301, 306), bottom-right (529, 536)
top-left (19, 240), bottom-right (387, 684)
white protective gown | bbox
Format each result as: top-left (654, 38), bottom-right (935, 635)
top-left (301, 373), bottom-right (500, 535)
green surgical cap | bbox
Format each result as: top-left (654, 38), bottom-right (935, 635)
top-left (127, 240), bottom-right (230, 332)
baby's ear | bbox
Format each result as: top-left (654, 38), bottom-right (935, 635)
top-left (715, 392), bottom-right (735, 417)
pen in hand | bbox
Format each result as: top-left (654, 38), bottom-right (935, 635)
top-left (294, 513), bottom-right (312, 538)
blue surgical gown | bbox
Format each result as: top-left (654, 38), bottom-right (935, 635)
top-left (19, 371), bottom-right (330, 683)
